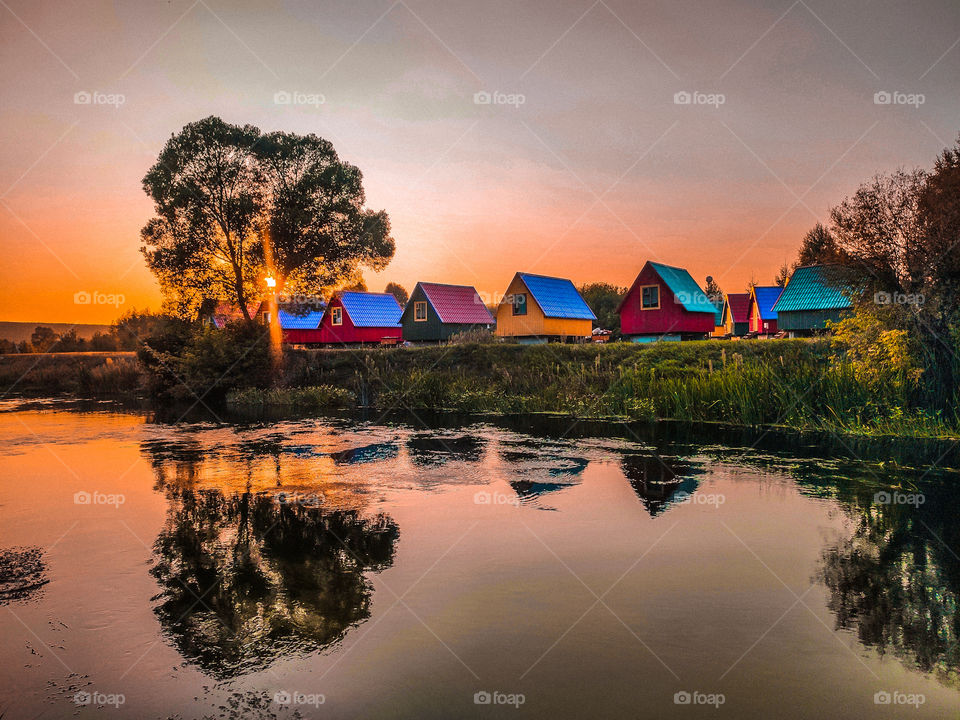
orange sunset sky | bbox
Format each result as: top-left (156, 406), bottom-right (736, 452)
top-left (1, 0), bottom-right (958, 324)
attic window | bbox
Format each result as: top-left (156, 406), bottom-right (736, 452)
top-left (332, 307), bottom-right (342, 326)
top-left (641, 285), bottom-right (659, 310)
top-left (512, 293), bottom-right (527, 316)
top-left (414, 301), bottom-right (427, 321)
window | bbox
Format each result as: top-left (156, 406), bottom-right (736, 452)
top-left (332, 307), bottom-right (342, 326)
top-left (640, 285), bottom-right (659, 310)
top-left (414, 301), bottom-right (428, 321)
top-left (512, 293), bottom-right (527, 316)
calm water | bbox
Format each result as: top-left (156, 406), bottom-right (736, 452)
top-left (1, 401), bottom-right (959, 719)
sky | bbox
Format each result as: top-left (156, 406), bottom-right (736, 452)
top-left (1, 0), bottom-right (958, 323)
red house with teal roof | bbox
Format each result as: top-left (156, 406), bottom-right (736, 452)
top-left (617, 261), bottom-right (717, 341)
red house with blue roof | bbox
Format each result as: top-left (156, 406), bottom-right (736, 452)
top-left (276, 306), bottom-right (326, 345)
top-left (617, 261), bottom-right (717, 341)
top-left (748, 286), bottom-right (783, 335)
top-left (319, 291), bottom-right (403, 345)
top-left (401, 282), bottom-right (494, 342)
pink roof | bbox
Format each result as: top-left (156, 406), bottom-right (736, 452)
top-left (726, 293), bottom-right (751, 323)
top-left (418, 282), bottom-right (494, 324)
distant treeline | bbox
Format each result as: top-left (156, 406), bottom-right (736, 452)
top-left (0, 311), bottom-right (163, 354)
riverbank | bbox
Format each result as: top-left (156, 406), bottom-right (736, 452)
top-left (2, 341), bottom-right (957, 439)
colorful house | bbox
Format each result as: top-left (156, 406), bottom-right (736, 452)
top-left (495, 272), bottom-right (595, 342)
top-left (275, 306), bottom-right (326, 345)
top-left (772, 265), bottom-right (854, 335)
top-left (748, 286), bottom-right (783, 335)
top-left (722, 293), bottom-right (750, 336)
top-left (200, 300), bottom-right (261, 328)
top-left (617, 261), bottom-right (716, 341)
top-left (318, 291), bottom-right (403, 345)
top-left (401, 282), bottom-right (494, 342)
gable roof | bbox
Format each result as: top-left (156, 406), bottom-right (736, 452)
top-left (338, 292), bottom-right (402, 327)
top-left (751, 286), bottom-right (783, 321)
top-left (278, 309), bottom-right (324, 329)
top-left (416, 282), bottom-right (494, 324)
top-left (619, 262), bottom-right (717, 315)
top-left (724, 293), bottom-right (751, 323)
top-left (711, 300), bottom-right (725, 326)
top-left (516, 273), bottom-right (596, 320)
top-left (772, 265), bottom-right (854, 313)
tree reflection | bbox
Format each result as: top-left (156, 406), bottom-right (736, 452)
top-left (151, 488), bottom-right (399, 678)
top-left (818, 484), bottom-right (960, 687)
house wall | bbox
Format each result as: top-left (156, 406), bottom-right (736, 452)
top-left (619, 265), bottom-right (714, 336)
top-left (495, 275), bottom-right (591, 338)
top-left (777, 308), bottom-right (847, 331)
top-left (400, 285), bottom-right (444, 341)
top-left (283, 329), bottom-right (324, 344)
top-left (748, 300), bottom-right (778, 334)
top-left (319, 296), bottom-right (401, 344)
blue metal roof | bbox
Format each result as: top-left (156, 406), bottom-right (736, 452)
top-left (752, 286), bottom-right (783, 320)
top-left (277, 309), bottom-right (324, 329)
top-left (648, 262), bottom-right (717, 314)
top-left (339, 292), bottom-right (402, 327)
top-left (517, 273), bottom-right (596, 320)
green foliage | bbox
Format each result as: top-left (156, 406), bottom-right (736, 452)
top-left (226, 385), bottom-right (354, 408)
top-left (384, 282), bottom-right (408, 306)
top-left (578, 282), bottom-right (626, 332)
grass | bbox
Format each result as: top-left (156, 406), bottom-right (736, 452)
top-left (0, 352), bottom-right (140, 398)
top-left (225, 385), bottom-right (355, 409)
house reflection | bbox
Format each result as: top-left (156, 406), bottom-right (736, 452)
top-left (502, 450), bottom-right (589, 502)
top-left (620, 453), bottom-right (702, 516)
top-left (329, 442), bottom-right (399, 465)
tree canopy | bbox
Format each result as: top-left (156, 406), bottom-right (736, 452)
top-left (141, 116), bottom-right (394, 320)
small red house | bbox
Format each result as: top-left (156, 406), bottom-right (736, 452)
top-left (617, 261), bottom-right (717, 341)
top-left (722, 293), bottom-right (751, 336)
top-left (318, 291), bottom-right (403, 345)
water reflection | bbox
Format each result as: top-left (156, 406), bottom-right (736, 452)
top-left (329, 442), bottom-right (399, 465)
top-left (621, 453), bottom-right (703, 517)
top-left (819, 483), bottom-right (960, 687)
top-left (151, 487), bottom-right (399, 678)
top-left (406, 434), bottom-right (484, 465)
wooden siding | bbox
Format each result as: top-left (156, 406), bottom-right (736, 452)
top-left (400, 285), bottom-right (492, 341)
top-left (777, 308), bottom-right (848, 331)
top-left (319, 296), bottom-right (401, 344)
top-left (495, 275), bottom-right (592, 339)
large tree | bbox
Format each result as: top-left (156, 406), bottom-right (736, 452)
top-left (141, 117), bottom-right (394, 320)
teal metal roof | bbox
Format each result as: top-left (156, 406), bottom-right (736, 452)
top-left (772, 265), bottom-right (853, 313)
top-left (518, 273), bottom-right (596, 320)
top-left (648, 262), bottom-right (716, 314)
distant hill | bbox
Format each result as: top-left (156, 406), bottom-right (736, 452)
top-left (0, 322), bottom-right (112, 343)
